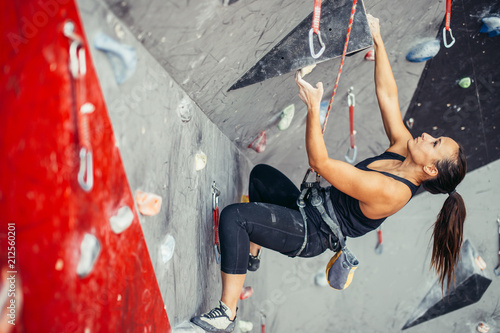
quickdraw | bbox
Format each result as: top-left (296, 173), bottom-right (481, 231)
top-left (64, 20), bottom-right (94, 192)
top-left (344, 87), bottom-right (357, 164)
top-left (298, 0), bottom-right (357, 256)
top-left (212, 182), bottom-right (221, 264)
top-left (309, 0), bottom-right (326, 59)
top-left (442, 0), bottom-right (455, 48)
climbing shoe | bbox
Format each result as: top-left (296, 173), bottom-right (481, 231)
top-left (191, 301), bottom-right (236, 333)
top-left (248, 249), bottom-right (261, 272)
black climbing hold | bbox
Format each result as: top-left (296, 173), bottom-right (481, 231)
top-left (228, 0), bottom-right (372, 91)
top-left (401, 240), bottom-right (492, 330)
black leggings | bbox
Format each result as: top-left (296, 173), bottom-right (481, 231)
top-left (219, 164), bottom-right (330, 274)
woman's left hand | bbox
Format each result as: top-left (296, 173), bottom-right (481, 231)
top-left (295, 71), bottom-right (324, 111)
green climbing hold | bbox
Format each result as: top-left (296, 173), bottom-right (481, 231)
top-left (458, 77), bottom-right (471, 89)
top-left (278, 104), bottom-right (295, 130)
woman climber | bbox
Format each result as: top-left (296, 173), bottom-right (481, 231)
top-left (191, 14), bottom-right (467, 333)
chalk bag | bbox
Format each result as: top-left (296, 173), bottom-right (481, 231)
top-left (325, 247), bottom-right (359, 290)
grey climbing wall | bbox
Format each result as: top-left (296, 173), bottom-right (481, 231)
top-left (77, 0), bottom-right (500, 331)
top-left (78, 0), bottom-right (252, 324)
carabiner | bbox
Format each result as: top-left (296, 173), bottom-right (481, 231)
top-left (214, 244), bottom-right (221, 264)
top-left (78, 147), bottom-right (94, 192)
top-left (347, 87), bottom-right (355, 107)
top-left (309, 28), bottom-right (326, 59)
top-left (212, 181), bottom-right (220, 210)
top-left (345, 145), bottom-right (358, 164)
top-left (442, 27), bottom-right (455, 48)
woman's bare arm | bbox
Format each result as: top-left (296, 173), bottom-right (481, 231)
top-left (369, 15), bottom-right (412, 154)
top-left (295, 72), bottom-right (409, 218)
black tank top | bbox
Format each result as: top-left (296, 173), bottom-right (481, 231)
top-left (327, 151), bottom-right (420, 238)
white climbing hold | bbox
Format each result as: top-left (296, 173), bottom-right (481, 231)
top-left (195, 151), bottom-right (207, 171)
top-left (109, 205), bottom-right (134, 234)
top-left (314, 270), bottom-right (328, 287)
top-left (238, 320), bottom-right (253, 332)
top-left (160, 234), bottom-right (176, 263)
top-left (299, 64), bottom-right (316, 78)
top-left (177, 97), bottom-right (193, 123)
top-left (277, 104), bottom-right (295, 130)
top-left (77, 233), bottom-right (101, 278)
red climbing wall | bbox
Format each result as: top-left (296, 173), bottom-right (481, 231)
top-left (0, 1), bottom-right (171, 332)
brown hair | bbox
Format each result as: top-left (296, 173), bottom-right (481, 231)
top-left (422, 144), bottom-right (467, 289)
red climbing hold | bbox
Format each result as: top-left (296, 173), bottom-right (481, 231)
top-left (364, 49), bottom-right (375, 61)
top-left (240, 286), bottom-right (254, 300)
top-left (248, 131), bottom-right (267, 153)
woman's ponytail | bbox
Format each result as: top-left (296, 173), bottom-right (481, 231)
top-left (422, 144), bottom-right (467, 289)
top-left (430, 191), bottom-right (466, 289)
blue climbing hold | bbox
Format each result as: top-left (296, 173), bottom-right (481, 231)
top-left (480, 16), bottom-right (500, 37)
top-left (406, 39), bottom-right (440, 62)
top-left (94, 32), bottom-right (137, 84)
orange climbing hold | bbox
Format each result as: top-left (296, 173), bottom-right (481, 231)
top-left (135, 190), bottom-right (162, 216)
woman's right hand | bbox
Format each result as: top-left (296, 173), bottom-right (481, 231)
top-left (295, 71), bottom-right (324, 111)
top-left (367, 14), bottom-right (380, 41)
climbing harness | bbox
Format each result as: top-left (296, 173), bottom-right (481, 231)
top-left (212, 182), bottom-right (222, 264)
top-left (309, 0), bottom-right (326, 59)
top-left (64, 20), bottom-right (94, 192)
top-left (321, 0), bottom-right (358, 134)
top-left (296, 170), bottom-right (359, 289)
top-left (442, 0), bottom-right (455, 48)
top-left (344, 87), bottom-right (357, 164)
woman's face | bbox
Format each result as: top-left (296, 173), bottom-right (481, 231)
top-left (408, 133), bottom-right (459, 174)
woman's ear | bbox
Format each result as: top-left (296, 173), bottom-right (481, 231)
top-left (423, 164), bottom-right (438, 177)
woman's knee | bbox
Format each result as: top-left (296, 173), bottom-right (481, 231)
top-left (219, 204), bottom-right (244, 233)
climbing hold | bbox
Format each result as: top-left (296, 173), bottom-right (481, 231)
top-left (299, 64), bottom-right (317, 78)
top-left (406, 117), bottom-right (414, 129)
top-left (477, 322), bottom-right (490, 333)
top-left (238, 320), bottom-right (253, 333)
top-left (248, 131), bottom-right (266, 153)
top-left (364, 49), bottom-right (375, 61)
top-left (94, 32), bottom-right (137, 84)
top-left (135, 190), bottom-right (162, 216)
top-left (480, 16), bottom-right (500, 37)
top-left (195, 151), bottom-right (207, 171)
top-left (240, 286), bottom-right (254, 300)
top-left (405, 39), bottom-right (440, 62)
top-left (177, 97), bottom-right (193, 123)
top-left (76, 233), bottom-right (101, 278)
top-left (240, 195), bottom-right (249, 203)
top-left (55, 258), bottom-right (64, 271)
top-left (160, 234), bottom-right (176, 263)
top-left (474, 256), bottom-right (486, 270)
top-left (314, 270), bottom-right (328, 287)
top-left (278, 104), bottom-right (295, 131)
top-left (458, 77), bottom-right (471, 88)
top-left (402, 240), bottom-right (492, 330)
top-left (319, 100), bottom-right (329, 127)
top-left (109, 205), bottom-right (134, 234)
